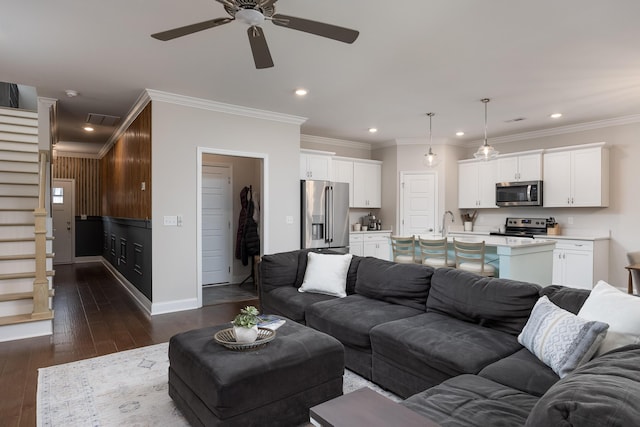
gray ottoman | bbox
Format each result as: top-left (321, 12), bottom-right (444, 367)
top-left (168, 319), bottom-right (345, 427)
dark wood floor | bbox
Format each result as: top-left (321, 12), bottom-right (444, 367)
top-left (0, 262), bottom-right (258, 427)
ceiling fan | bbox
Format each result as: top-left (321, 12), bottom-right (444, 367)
top-left (151, 0), bottom-right (359, 69)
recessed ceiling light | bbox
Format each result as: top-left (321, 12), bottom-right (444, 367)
top-left (295, 88), bottom-right (308, 96)
top-left (83, 126), bottom-right (94, 132)
top-left (456, 131), bottom-right (465, 137)
top-left (368, 128), bottom-right (378, 133)
top-left (550, 113), bottom-right (563, 119)
top-left (65, 89), bottom-right (78, 98)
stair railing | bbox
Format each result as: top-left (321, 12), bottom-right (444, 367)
top-left (32, 151), bottom-right (53, 319)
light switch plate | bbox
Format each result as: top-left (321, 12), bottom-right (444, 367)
top-left (164, 215), bottom-right (178, 226)
top-left (286, 215), bottom-right (294, 224)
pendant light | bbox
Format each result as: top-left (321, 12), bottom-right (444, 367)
top-left (473, 98), bottom-right (499, 160)
top-left (423, 112), bottom-right (439, 167)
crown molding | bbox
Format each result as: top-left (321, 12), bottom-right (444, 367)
top-left (465, 113), bottom-right (640, 147)
top-left (146, 89), bottom-right (307, 125)
top-left (300, 134), bottom-right (372, 151)
top-left (98, 90), bottom-right (151, 158)
top-left (53, 149), bottom-right (101, 160)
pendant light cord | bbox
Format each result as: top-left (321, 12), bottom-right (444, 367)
top-left (482, 98), bottom-right (490, 146)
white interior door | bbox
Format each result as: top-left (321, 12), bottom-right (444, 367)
top-left (202, 165), bottom-right (232, 285)
top-left (400, 172), bottom-right (437, 236)
top-left (52, 179), bottom-right (74, 264)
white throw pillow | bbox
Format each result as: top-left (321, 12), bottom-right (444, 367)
top-left (518, 296), bottom-right (609, 378)
top-left (299, 252), bottom-right (353, 298)
top-left (578, 280), bottom-right (640, 356)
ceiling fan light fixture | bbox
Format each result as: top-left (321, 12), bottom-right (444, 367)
top-left (423, 112), bottom-right (440, 168)
top-left (235, 8), bottom-right (265, 26)
top-left (473, 98), bottom-right (499, 161)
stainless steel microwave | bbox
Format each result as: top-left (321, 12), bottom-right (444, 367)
top-left (495, 181), bottom-right (543, 207)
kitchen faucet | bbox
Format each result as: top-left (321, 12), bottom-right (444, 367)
top-left (441, 211), bottom-right (454, 237)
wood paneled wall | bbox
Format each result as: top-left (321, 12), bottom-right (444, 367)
top-left (52, 156), bottom-right (101, 216)
top-left (100, 103), bottom-right (152, 219)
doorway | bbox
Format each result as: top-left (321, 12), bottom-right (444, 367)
top-left (197, 147), bottom-right (268, 308)
top-left (399, 172), bottom-right (438, 236)
top-left (202, 164), bottom-right (232, 285)
top-left (52, 179), bottom-right (75, 264)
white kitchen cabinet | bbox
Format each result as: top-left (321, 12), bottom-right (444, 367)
top-left (496, 151), bottom-right (543, 182)
top-left (353, 160), bottom-right (382, 208)
top-left (350, 232), bottom-right (391, 261)
top-left (300, 150), bottom-right (332, 180)
top-left (458, 160), bottom-right (499, 209)
top-left (331, 158), bottom-right (354, 207)
top-left (543, 143), bottom-right (609, 207)
top-left (547, 238), bottom-right (609, 289)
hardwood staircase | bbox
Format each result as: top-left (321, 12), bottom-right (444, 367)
top-left (0, 106), bottom-right (54, 342)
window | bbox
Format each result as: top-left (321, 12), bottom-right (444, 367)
top-left (52, 187), bottom-right (64, 204)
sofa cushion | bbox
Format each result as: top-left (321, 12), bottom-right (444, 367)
top-left (299, 252), bottom-right (353, 298)
top-left (371, 312), bottom-right (523, 378)
top-left (577, 280), bottom-right (640, 356)
top-left (518, 296), bottom-right (608, 378)
top-left (402, 374), bottom-right (539, 427)
top-left (259, 249), bottom-right (303, 294)
top-left (261, 286), bottom-right (335, 323)
top-left (294, 250), bottom-right (362, 295)
top-left (525, 345), bottom-right (640, 427)
top-left (354, 257), bottom-right (433, 310)
top-left (306, 294), bottom-right (423, 349)
top-left (539, 284), bottom-right (590, 314)
top-left (426, 268), bottom-right (541, 336)
top-left (479, 348), bottom-right (560, 397)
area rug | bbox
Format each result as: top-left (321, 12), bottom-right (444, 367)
top-left (37, 342), bottom-right (400, 426)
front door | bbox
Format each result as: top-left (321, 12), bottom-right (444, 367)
top-left (400, 172), bottom-right (437, 236)
top-left (52, 179), bottom-right (74, 264)
top-left (202, 165), bottom-right (232, 285)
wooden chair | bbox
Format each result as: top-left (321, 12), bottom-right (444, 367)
top-left (453, 238), bottom-right (496, 277)
top-left (390, 236), bottom-right (416, 264)
top-left (626, 251), bottom-right (640, 294)
top-left (417, 237), bottom-right (455, 268)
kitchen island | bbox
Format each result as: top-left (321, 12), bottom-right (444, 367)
top-left (419, 234), bottom-right (556, 285)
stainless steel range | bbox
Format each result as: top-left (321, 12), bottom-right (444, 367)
top-left (490, 217), bottom-right (549, 238)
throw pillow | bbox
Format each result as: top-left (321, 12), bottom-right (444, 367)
top-left (577, 280), bottom-right (640, 356)
top-left (518, 296), bottom-right (609, 378)
top-left (298, 252), bottom-right (353, 298)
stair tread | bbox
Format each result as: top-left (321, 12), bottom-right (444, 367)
top-left (0, 271), bottom-right (55, 280)
top-left (0, 237), bottom-right (54, 242)
top-left (0, 223), bottom-right (35, 226)
top-left (0, 289), bottom-right (54, 302)
top-left (0, 253), bottom-right (54, 260)
top-left (0, 312), bottom-right (54, 326)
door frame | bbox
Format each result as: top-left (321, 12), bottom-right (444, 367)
top-left (398, 171), bottom-right (439, 236)
top-left (52, 178), bottom-right (75, 264)
top-left (196, 147), bottom-right (269, 308)
top-left (201, 162), bottom-right (233, 286)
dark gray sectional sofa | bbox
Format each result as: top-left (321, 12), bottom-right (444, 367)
top-left (259, 249), bottom-right (640, 426)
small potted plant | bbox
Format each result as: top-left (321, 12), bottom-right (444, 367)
top-left (232, 306), bottom-right (260, 343)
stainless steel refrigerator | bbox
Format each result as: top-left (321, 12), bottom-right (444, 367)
top-left (301, 180), bottom-right (350, 253)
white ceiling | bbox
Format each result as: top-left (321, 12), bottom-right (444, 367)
top-left (3, 0), bottom-right (640, 153)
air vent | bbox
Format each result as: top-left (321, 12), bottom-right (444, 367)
top-left (505, 117), bottom-right (527, 123)
top-left (86, 113), bottom-right (121, 126)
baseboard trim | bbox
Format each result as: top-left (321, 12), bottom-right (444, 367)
top-left (100, 258), bottom-right (152, 315)
top-left (150, 299), bottom-right (199, 316)
top-left (74, 256), bottom-right (102, 263)
top-left (0, 319), bottom-right (53, 343)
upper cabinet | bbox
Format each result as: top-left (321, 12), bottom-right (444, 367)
top-left (300, 150), bottom-right (332, 180)
top-left (543, 143), bottom-right (609, 207)
top-left (353, 161), bottom-right (382, 208)
top-left (331, 158), bottom-right (355, 207)
top-left (496, 151), bottom-right (543, 183)
top-left (458, 160), bottom-right (499, 209)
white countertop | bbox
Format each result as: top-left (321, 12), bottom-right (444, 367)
top-left (420, 233), bottom-right (556, 248)
top-left (448, 230), bottom-right (610, 241)
top-left (350, 229), bottom-right (392, 235)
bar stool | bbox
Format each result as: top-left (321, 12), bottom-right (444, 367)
top-left (417, 237), bottom-right (455, 268)
top-left (626, 251), bottom-right (640, 294)
top-left (390, 236), bottom-right (416, 264)
top-left (453, 238), bottom-right (496, 277)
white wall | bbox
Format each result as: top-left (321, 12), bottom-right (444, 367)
top-left (456, 121), bottom-right (640, 288)
top-left (151, 100), bottom-right (302, 308)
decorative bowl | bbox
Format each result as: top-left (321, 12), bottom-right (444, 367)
top-left (214, 327), bottom-right (276, 351)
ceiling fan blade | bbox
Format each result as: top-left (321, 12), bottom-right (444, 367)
top-left (271, 14), bottom-right (359, 44)
top-left (151, 18), bottom-right (233, 41)
top-left (247, 26), bottom-right (274, 69)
